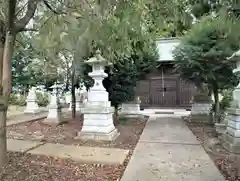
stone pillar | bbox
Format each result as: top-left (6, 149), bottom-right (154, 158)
top-left (215, 112), bottom-right (229, 135)
top-left (43, 83), bottom-right (63, 124)
top-left (24, 87), bottom-right (39, 114)
top-left (75, 88), bottom-right (81, 111)
top-left (120, 97), bottom-right (143, 118)
top-left (77, 50), bottom-right (119, 141)
top-left (223, 108), bottom-right (240, 153)
top-left (59, 92), bottom-right (66, 105)
top-left (65, 92), bottom-right (71, 104)
top-left (190, 89), bottom-right (212, 123)
top-left (223, 50), bottom-right (240, 153)
top-left (79, 86), bottom-right (88, 112)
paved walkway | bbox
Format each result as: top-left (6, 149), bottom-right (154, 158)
top-left (6, 108), bottom-right (70, 126)
top-left (121, 113), bottom-right (225, 181)
top-left (7, 111), bottom-right (48, 126)
top-left (7, 139), bottom-right (129, 164)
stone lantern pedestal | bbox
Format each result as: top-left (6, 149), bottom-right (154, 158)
top-left (190, 89), bottom-right (212, 123)
top-left (77, 50), bottom-right (119, 141)
top-left (120, 97), bottom-right (143, 118)
top-left (43, 83), bottom-right (63, 125)
top-left (223, 84), bottom-right (240, 153)
top-left (223, 108), bottom-right (240, 153)
top-left (24, 87), bottom-right (39, 114)
top-left (222, 50), bottom-right (240, 153)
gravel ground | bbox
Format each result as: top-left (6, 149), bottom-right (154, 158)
top-left (187, 121), bottom-right (240, 181)
top-left (3, 116), bottom-right (148, 181)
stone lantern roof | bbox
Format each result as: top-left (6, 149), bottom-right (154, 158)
top-left (85, 50), bottom-right (107, 64)
top-left (228, 49), bottom-right (240, 60)
top-left (85, 50), bottom-right (112, 66)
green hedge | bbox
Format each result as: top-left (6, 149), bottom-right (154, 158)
top-left (36, 92), bottom-right (50, 107)
top-left (9, 92), bottom-right (50, 107)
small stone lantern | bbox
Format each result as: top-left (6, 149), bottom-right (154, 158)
top-left (77, 50), bottom-right (119, 141)
top-left (43, 83), bottom-right (63, 124)
top-left (24, 86), bottom-right (39, 114)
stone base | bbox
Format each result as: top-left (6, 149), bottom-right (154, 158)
top-left (193, 93), bottom-right (212, 102)
top-left (221, 108), bottom-right (240, 153)
top-left (191, 103), bottom-right (212, 115)
top-left (80, 102), bottom-right (119, 141)
top-left (223, 133), bottom-right (240, 154)
top-left (43, 107), bottom-right (64, 125)
top-left (77, 128), bottom-right (119, 141)
top-left (215, 123), bottom-right (227, 135)
top-left (119, 113), bottom-right (144, 119)
top-left (190, 114), bottom-right (210, 123)
top-left (24, 102), bottom-right (40, 114)
top-left (121, 103), bottom-right (141, 114)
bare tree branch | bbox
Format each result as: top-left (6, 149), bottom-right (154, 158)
top-left (20, 28), bottom-right (38, 32)
top-left (15, 0), bottom-right (29, 18)
top-left (15, 0), bottom-right (40, 32)
top-left (39, 13), bottom-right (54, 29)
top-left (43, 0), bottom-right (67, 15)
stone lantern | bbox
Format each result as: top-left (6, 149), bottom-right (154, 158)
top-left (43, 83), bottom-right (63, 124)
top-left (77, 50), bottom-right (119, 141)
top-left (222, 49), bottom-right (240, 153)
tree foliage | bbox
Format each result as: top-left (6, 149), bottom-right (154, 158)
top-left (105, 44), bottom-right (158, 108)
top-left (173, 15), bottom-right (240, 122)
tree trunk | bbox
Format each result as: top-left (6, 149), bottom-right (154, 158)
top-left (0, 43), bottom-right (5, 167)
top-left (2, 32), bottom-right (15, 96)
top-left (0, 42), bottom-right (4, 83)
top-left (114, 105), bottom-right (119, 125)
top-left (0, 32), bottom-right (16, 167)
top-left (71, 65), bottom-right (76, 119)
top-left (213, 85), bottom-right (220, 123)
top-left (65, 65), bottom-right (71, 91)
top-left (0, 99), bottom-right (7, 168)
top-left (0, 0), bottom-right (38, 168)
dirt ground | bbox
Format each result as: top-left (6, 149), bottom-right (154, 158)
top-left (186, 119), bottom-right (240, 181)
top-left (7, 116), bottom-right (147, 150)
top-left (2, 116), bottom-right (148, 181)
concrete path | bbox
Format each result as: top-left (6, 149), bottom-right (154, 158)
top-left (7, 111), bottom-right (48, 126)
top-left (121, 113), bottom-right (225, 181)
top-left (6, 108), bottom-right (70, 127)
top-left (7, 139), bottom-right (129, 164)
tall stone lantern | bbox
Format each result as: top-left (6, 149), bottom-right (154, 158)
top-left (223, 49), bottom-right (240, 153)
top-left (77, 50), bottom-right (119, 141)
